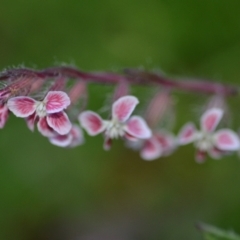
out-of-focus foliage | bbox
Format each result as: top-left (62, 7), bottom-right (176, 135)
top-left (199, 223), bottom-right (240, 240)
top-left (1, 0), bottom-right (240, 239)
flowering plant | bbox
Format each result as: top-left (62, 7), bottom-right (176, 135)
top-left (0, 66), bottom-right (239, 162)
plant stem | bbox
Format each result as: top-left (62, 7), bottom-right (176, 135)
top-left (0, 67), bottom-right (238, 96)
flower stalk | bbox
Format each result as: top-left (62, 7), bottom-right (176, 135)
top-left (0, 66), bottom-right (238, 96)
top-left (0, 65), bottom-right (239, 162)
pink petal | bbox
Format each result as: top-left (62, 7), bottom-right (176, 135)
top-left (0, 103), bottom-right (6, 112)
top-left (103, 137), bottom-right (112, 151)
top-left (0, 104), bottom-right (8, 129)
top-left (178, 122), bottom-right (197, 145)
top-left (37, 117), bottom-right (55, 137)
top-left (125, 116), bottom-right (152, 139)
top-left (155, 132), bottom-right (176, 156)
top-left (79, 111), bottom-right (106, 136)
top-left (195, 150), bottom-right (207, 164)
top-left (49, 133), bottom-right (73, 147)
top-left (208, 147), bottom-right (224, 160)
top-left (112, 95), bottom-right (139, 122)
top-left (214, 129), bottom-right (240, 151)
top-left (124, 132), bottom-right (138, 141)
top-left (140, 137), bottom-right (162, 161)
top-left (201, 108), bottom-right (223, 132)
top-left (7, 96), bottom-right (36, 117)
top-left (26, 113), bottom-right (39, 132)
top-left (46, 111), bottom-right (72, 135)
top-left (69, 125), bottom-right (84, 147)
top-left (44, 91), bottom-right (71, 114)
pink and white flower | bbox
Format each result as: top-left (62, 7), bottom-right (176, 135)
top-left (49, 124), bottom-right (84, 148)
top-left (79, 95), bottom-right (152, 149)
top-left (140, 131), bottom-right (177, 161)
top-left (7, 91), bottom-right (72, 136)
top-left (178, 108), bottom-right (240, 162)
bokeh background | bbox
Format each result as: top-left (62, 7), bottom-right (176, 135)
top-left (1, 0), bottom-right (240, 239)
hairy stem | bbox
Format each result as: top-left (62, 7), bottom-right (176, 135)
top-left (0, 66), bottom-right (238, 96)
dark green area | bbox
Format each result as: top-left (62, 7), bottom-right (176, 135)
top-left (1, 0), bottom-right (240, 239)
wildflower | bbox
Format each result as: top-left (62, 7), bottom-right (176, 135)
top-left (140, 131), bottom-right (176, 161)
top-left (178, 108), bottom-right (240, 162)
top-left (49, 124), bottom-right (84, 147)
top-left (7, 91), bottom-right (72, 136)
top-left (79, 95), bottom-right (152, 149)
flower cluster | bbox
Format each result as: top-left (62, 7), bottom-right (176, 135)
top-left (178, 108), bottom-right (240, 163)
top-left (6, 91), bottom-right (84, 147)
top-left (79, 96), bottom-right (152, 150)
top-left (0, 66), bottom-right (240, 163)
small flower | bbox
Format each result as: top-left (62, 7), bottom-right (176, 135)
top-left (49, 124), bottom-right (84, 148)
top-left (140, 131), bottom-right (177, 161)
top-left (79, 95), bottom-right (152, 149)
top-left (128, 130), bottom-right (176, 161)
top-left (178, 108), bottom-right (240, 163)
top-left (7, 91), bottom-right (72, 136)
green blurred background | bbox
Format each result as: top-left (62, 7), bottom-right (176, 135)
top-left (1, 0), bottom-right (240, 239)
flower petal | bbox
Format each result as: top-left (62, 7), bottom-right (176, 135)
top-left (26, 113), bottom-right (39, 132)
top-left (155, 131), bottom-right (176, 156)
top-left (178, 122), bottom-right (197, 145)
top-left (44, 91), bottom-right (71, 114)
top-left (79, 111), bottom-right (106, 136)
top-left (195, 150), bottom-right (207, 164)
top-left (46, 111), bottom-right (72, 135)
top-left (140, 137), bottom-right (162, 161)
top-left (49, 133), bottom-right (73, 147)
top-left (208, 147), bottom-right (224, 160)
top-left (201, 108), bottom-right (223, 132)
top-left (0, 104), bottom-right (6, 112)
top-left (112, 95), bottom-right (139, 122)
top-left (7, 96), bottom-right (36, 117)
top-left (124, 132), bottom-right (138, 141)
top-left (103, 137), bottom-right (112, 150)
top-left (37, 117), bottom-right (55, 137)
top-left (0, 104), bottom-right (8, 129)
top-left (125, 116), bottom-right (152, 139)
top-left (214, 129), bottom-right (240, 151)
top-left (69, 125), bottom-right (84, 147)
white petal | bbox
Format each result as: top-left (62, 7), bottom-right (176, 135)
top-left (112, 95), bottom-right (139, 122)
top-left (69, 125), bottom-right (84, 147)
top-left (140, 137), bottom-right (162, 161)
top-left (79, 111), bottom-right (106, 136)
top-left (7, 97), bottom-right (36, 117)
top-left (49, 134), bottom-right (73, 147)
top-left (178, 122), bottom-right (197, 145)
top-left (214, 129), bottom-right (240, 151)
top-left (45, 91), bottom-right (71, 114)
top-left (125, 116), bottom-right (152, 139)
top-left (37, 117), bottom-right (55, 137)
top-left (46, 111), bottom-right (72, 135)
top-left (201, 108), bottom-right (223, 132)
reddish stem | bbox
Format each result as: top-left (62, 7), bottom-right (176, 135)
top-left (0, 66), bottom-right (238, 96)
